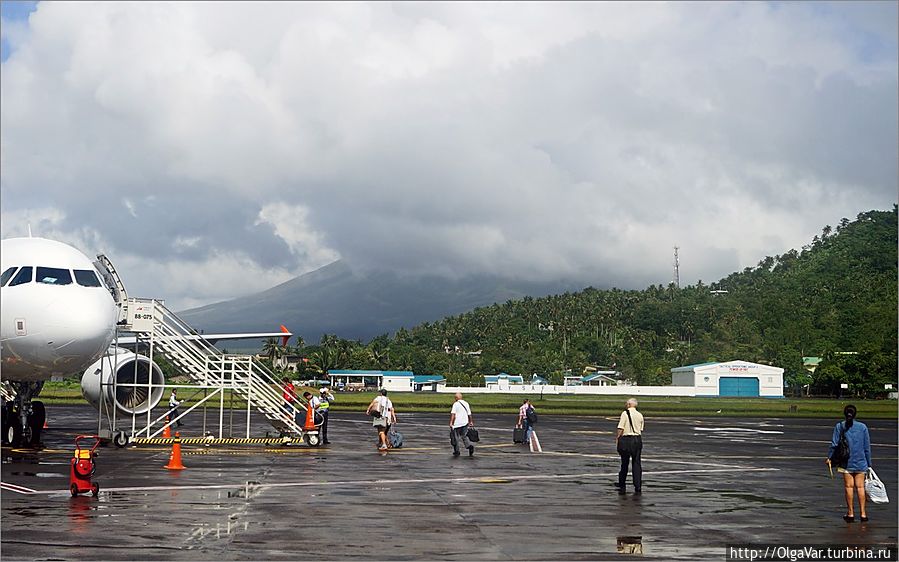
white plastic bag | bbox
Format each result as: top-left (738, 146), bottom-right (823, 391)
top-left (865, 468), bottom-right (889, 504)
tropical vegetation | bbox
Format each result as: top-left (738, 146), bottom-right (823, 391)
top-left (256, 208), bottom-right (898, 398)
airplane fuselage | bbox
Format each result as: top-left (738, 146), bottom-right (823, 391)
top-left (0, 237), bottom-right (118, 382)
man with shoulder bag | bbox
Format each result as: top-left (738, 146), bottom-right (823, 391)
top-left (615, 398), bottom-right (644, 495)
top-left (450, 392), bottom-right (475, 457)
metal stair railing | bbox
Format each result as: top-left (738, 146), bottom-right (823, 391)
top-left (0, 381), bottom-right (16, 401)
top-left (150, 306), bottom-right (306, 436)
top-left (151, 307), bottom-right (306, 435)
top-left (128, 298), bottom-right (309, 437)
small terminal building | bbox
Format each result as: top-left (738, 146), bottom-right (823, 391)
top-left (484, 373), bottom-right (524, 390)
top-left (670, 360), bottom-right (784, 397)
top-left (328, 370), bottom-right (414, 392)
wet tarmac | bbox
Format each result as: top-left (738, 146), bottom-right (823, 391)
top-left (2, 405), bottom-right (897, 560)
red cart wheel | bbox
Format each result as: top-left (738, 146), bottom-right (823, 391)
top-left (70, 484), bottom-right (79, 497)
top-left (91, 483), bottom-right (99, 496)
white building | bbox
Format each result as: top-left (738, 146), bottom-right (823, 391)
top-left (671, 360), bottom-right (784, 397)
top-left (327, 370), bottom-right (414, 392)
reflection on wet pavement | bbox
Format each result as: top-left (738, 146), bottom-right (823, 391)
top-left (617, 535), bottom-right (643, 555)
top-left (1, 408), bottom-right (896, 561)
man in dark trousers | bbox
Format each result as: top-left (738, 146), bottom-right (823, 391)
top-left (615, 398), bottom-right (644, 494)
top-left (450, 392), bottom-right (475, 457)
top-left (318, 386), bottom-right (335, 444)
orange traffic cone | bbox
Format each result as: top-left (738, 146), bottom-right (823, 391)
top-left (163, 416), bottom-right (171, 438)
top-left (43, 411), bottom-right (49, 430)
top-left (303, 406), bottom-right (316, 431)
top-left (164, 432), bottom-right (185, 470)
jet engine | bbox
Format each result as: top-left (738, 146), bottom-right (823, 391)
top-left (81, 348), bottom-right (165, 416)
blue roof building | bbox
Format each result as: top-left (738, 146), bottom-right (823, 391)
top-left (484, 373), bottom-right (524, 388)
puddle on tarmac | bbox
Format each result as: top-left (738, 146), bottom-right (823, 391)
top-left (617, 535), bottom-right (643, 555)
top-left (9, 471), bottom-right (66, 478)
top-left (720, 493), bottom-right (791, 505)
top-left (227, 481), bottom-right (260, 499)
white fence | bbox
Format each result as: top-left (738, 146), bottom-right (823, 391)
top-left (435, 384), bottom-right (698, 397)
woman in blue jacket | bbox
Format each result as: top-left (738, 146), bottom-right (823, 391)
top-left (825, 404), bottom-right (872, 522)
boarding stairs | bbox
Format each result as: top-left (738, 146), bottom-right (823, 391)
top-left (0, 381), bottom-right (15, 402)
top-left (121, 297), bottom-right (310, 439)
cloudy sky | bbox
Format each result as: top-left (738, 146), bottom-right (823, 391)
top-left (2, 1), bottom-right (896, 310)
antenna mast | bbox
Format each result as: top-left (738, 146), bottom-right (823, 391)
top-left (673, 246), bottom-right (680, 289)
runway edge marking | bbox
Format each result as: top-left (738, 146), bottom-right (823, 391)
top-left (1, 481), bottom-right (37, 494)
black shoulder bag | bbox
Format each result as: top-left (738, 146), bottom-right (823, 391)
top-left (462, 403), bottom-right (480, 442)
top-left (830, 422), bottom-right (850, 468)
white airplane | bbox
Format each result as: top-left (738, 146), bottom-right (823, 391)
top-left (0, 236), bottom-right (291, 447)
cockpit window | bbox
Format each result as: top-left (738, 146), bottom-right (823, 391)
top-left (0, 267), bottom-right (17, 287)
top-left (36, 267), bottom-right (73, 285)
top-left (9, 266), bottom-right (32, 286)
top-left (74, 269), bottom-right (103, 287)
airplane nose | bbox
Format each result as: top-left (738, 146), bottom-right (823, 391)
top-left (47, 291), bottom-right (117, 359)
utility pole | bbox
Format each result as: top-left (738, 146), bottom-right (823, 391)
top-left (673, 246), bottom-right (680, 289)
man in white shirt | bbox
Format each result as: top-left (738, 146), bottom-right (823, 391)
top-left (615, 398), bottom-right (645, 495)
top-left (449, 392), bottom-right (475, 457)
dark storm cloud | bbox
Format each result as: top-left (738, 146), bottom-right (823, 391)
top-left (1, 2), bottom-right (896, 308)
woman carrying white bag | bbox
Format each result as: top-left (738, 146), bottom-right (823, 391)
top-left (825, 405), bottom-right (873, 523)
top-left (865, 468), bottom-right (889, 505)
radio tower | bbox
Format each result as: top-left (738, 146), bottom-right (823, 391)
top-left (673, 246), bottom-right (680, 289)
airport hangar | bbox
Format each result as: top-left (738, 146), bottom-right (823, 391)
top-left (670, 360), bottom-right (784, 397)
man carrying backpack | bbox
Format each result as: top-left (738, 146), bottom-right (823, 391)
top-left (517, 398), bottom-right (537, 447)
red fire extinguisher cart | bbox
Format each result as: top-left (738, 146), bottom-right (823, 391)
top-left (70, 435), bottom-right (101, 497)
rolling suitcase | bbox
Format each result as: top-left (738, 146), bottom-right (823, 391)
top-left (388, 428), bottom-right (404, 448)
top-left (513, 427), bottom-right (525, 444)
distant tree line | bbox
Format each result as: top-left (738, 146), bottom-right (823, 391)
top-left (258, 207), bottom-right (897, 398)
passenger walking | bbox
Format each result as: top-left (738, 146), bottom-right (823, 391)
top-left (615, 398), bottom-right (643, 494)
top-left (169, 389), bottom-right (183, 427)
top-left (318, 386), bottom-right (335, 444)
top-left (825, 405), bottom-right (872, 522)
top-left (366, 389), bottom-right (395, 450)
top-left (281, 377), bottom-right (297, 416)
top-left (450, 392), bottom-right (475, 457)
top-left (517, 398), bottom-right (535, 447)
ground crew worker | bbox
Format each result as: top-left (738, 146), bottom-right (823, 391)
top-left (169, 389), bottom-right (183, 427)
top-left (318, 386), bottom-right (334, 444)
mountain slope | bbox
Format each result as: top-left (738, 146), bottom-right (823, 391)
top-left (177, 260), bottom-right (577, 342)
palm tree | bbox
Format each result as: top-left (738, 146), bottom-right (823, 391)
top-left (262, 338), bottom-right (279, 361)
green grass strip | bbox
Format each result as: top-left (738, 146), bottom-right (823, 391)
top-left (37, 383), bottom-right (896, 418)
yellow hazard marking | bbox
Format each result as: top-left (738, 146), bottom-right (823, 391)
top-left (4, 448), bottom-right (71, 454)
top-left (479, 478), bottom-right (512, 484)
top-left (182, 448), bottom-right (321, 456)
top-left (131, 437), bottom-right (295, 446)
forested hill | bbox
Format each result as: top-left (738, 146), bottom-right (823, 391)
top-left (289, 208), bottom-right (897, 396)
